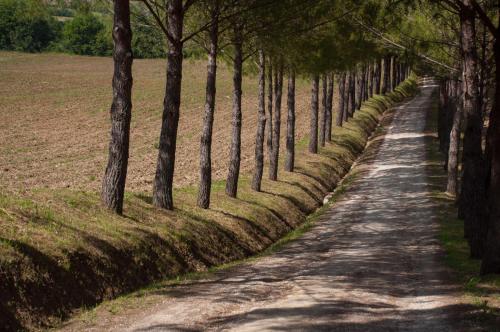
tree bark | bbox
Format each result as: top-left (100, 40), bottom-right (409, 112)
top-left (481, 38), bottom-right (500, 275)
top-left (382, 56), bottom-right (390, 94)
top-left (390, 56), bottom-right (396, 92)
top-left (438, 80), bottom-right (449, 153)
top-left (355, 68), bottom-right (362, 110)
top-left (444, 81), bottom-right (458, 171)
top-left (375, 58), bottom-right (382, 94)
top-left (478, 23), bottom-right (488, 118)
top-left (197, 3), bottom-right (219, 208)
top-left (266, 62), bottom-right (273, 175)
top-left (343, 72), bottom-right (349, 123)
top-left (153, 0), bottom-right (184, 210)
top-left (252, 50), bottom-right (266, 192)
top-left (269, 64), bottom-right (283, 181)
top-left (349, 71), bottom-right (356, 117)
top-left (396, 61), bottom-right (400, 86)
top-left (337, 72), bottom-right (346, 127)
top-left (369, 62), bottom-right (374, 98)
top-left (101, 0), bottom-right (133, 215)
top-left (309, 75), bottom-right (319, 154)
top-left (285, 69), bottom-right (295, 172)
top-left (399, 63), bottom-right (404, 84)
top-left (319, 74), bottom-right (327, 147)
top-left (394, 57), bottom-right (399, 90)
top-left (446, 98), bottom-right (462, 196)
top-left (362, 65), bottom-right (368, 101)
top-left (225, 26), bottom-right (243, 197)
top-left (325, 73), bottom-right (334, 142)
top-left (457, 1), bottom-right (487, 258)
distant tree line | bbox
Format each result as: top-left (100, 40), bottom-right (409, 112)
top-left (0, 0), bottom-right (180, 58)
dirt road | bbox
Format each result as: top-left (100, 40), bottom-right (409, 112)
top-left (71, 79), bottom-right (469, 331)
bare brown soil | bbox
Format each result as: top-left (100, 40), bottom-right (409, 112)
top-left (0, 51), bottom-right (322, 193)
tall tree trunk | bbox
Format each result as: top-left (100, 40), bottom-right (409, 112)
top-left (355, 68), bottom-right (362, 110)
top-left (360, 65), bottom-right (365, 102)
top-left (325, 73), bottom-right (334, 142)
top-left (481, 38), bottom-right (500, 275)
top-left (395, 62), bottom-right (399, 86)
top-left (369, 62), bottom-right (374, 98)
top-left (319, 74), bottom-right (327, 147)
top-left (394, 57), bottom-right (399, 90)
top-left (251, 50), bottom-right (266, 192)
top-left (269, 64), bottom-right (283, 181)
top-left (197, 4), bottom-right (219, 209)
top-left (478, 23), bottom-right (488, 118)
top-left (390, 56), bottom-right (396, 92)
top-left (447, 99), bottom-right (462, 196)
top-left (309, 75), bottom-right (319, 154)
top-left (337, 72), bottom-right (346, 127)
top-left (398, 63), bottom-right (405, 84)
top-left (152, 0), bottom-right (184, 210)
top-left (396, 62), bottom-right (400, 86)
top-left (225, 27), bottom-right (243, 197)
top-left (285, 70), bottom-right (296, 172)
top-left (349, 71), bottom-right (356, 117)
top-left (375, 58), bottom-right (382, 94)
top-left (101, 0), bottom-right (133, 215)
top-left (266, 62), bottom-right (273, 173)
top-left (343, 72), bottom-right (349, 123)
top-left (382, 56), bottom-right (389, 94)
top-left (438, 80), bottom-right (449, 153)
top-left (457, 1), bottom-right (487, 258)
top-left (363, 65), bottom-right (369, 101)
top-left (444, 81), bottom-right (458, 171)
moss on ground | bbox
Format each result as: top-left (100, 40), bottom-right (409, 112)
top-left (0, 78), bottom-right (417, 331)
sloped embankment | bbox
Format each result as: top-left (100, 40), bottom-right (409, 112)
top-left (0, 78), bottom-right (417, 331)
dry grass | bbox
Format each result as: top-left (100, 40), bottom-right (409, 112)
top-left (0, 51), bottom-right (417, 331)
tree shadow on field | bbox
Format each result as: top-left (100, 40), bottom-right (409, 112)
top-left (239, 197), bottom-right (298, 231)
top-left (331, 134), bottom-right (366, 155)
top-left (211, 208), bottom-right (276, 243)
top-left (281, 179), bottom-right (322, 202)
top-left (177, 209), bottom-right (255, 260)
top-left (262, 190), bottom-right (312, 215)
top-left (294, 167), bottom-right (330, 191)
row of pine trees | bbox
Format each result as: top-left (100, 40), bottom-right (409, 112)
top-left (100, 0), bottom-right (411, 216)
top-left (434, 0), bottom-right (500, 275)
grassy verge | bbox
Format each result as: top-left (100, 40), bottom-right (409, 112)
top-left (425, 90), bottom-right (500, 329)
top-left (0, 78), bottom-right (417, 331)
